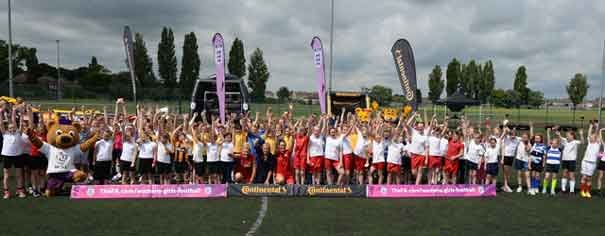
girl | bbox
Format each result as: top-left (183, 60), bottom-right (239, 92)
top-left (353, 125), bottom-right (370, 185)
top-left (92, 129), bottom-right (114, 185)
top-left (154, 133), bottom-right (174, 185)
top-left (579, 125), bottom-right (603, 198)
top-left (528, 125), bottom-right (546, 195)
top-left (515, 133), bottom-right (532, 193)
top-left (190, 124), bottom-right (206, 184)
top-left (28, 120), bottom-right (47, 197)
top-left (234, 143), bottom-right (256, 184)
top-left (119, 128), bottom-right (137, 185)
top-left (137, 132), bottom-right (156, 185)
top-left (1, 107), bottom-right (27, 199)
top-left (255, 143), bottom-right (275, 184)
top-left (173, 128), bottom-right (190, 184)
top-left (484, 137), bottom-right (500, 185)
top-left (466, 133), bottom-right (485, 185)
top-left (324, 127), bottom-right (344, 185)
top-left (501, 127), bottom-right (520, 192)
top-left (369, 124), bottom-right (386, 184)
top-left (444, 131), bottom-right (464, 184)
top-left (407, 112), bottom-right (429, 185)
top-left (542, 137), bottom-right (562, 195)
top-left (219, 133), bottom-right (235, 183)
top-left (206, 132), bottom-right (221, 184)
top-left (427, 126), bottom-right (444, 185)
top-left (275, 140), bottom-right (292, 185)
top-left (557, 128), bottom-right (584, 193)
top-left (386, 131), bottom-right (405, 185)
top-left (293, 126), bottom-right (309, 185)
top-left (307, 117), bottom-right (327, 185)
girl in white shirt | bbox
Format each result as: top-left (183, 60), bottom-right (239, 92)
top-left (369, 126), bottom-right (386, 185)
top-left (579, 126), bottom-right (604, 198)
top-left (93, 129), bottom-right (114, 185)
top-left (555, 128), bottom-right (584, 193)
top-left (324, 127), bottom-right (344, 185)
top-left (137, 133), bottom-right (157, 185)
top-left (484, 137), bottom-right (501, 185)
top-left (154, 133), bottom-right (174, 185)
top-left (206, 134), bottom-right (221, 184)
top-left (386, 133), bottom-right (406, 185)
top-left (119, 131), bottom-right (138, 185)
top-left (353, 125), bottom-right (370, 185)
top-left (466, 133), bottom-right (485, 185)
top-left (515, 133), bottom-right (532, 193)
top-left (219, 133), bottom-right (235, 183)
top-left (307, 118), bottom-right (327, 185)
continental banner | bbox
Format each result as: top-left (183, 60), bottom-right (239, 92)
top-left (390, 38), bottom-right (418, 110)
top-left (228, 184), bottom-right (293, 197)
top-left (295, 185), bottom-right (366, 197)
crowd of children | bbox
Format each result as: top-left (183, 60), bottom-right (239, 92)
top-left (2, 98), bottom-right (605, 199)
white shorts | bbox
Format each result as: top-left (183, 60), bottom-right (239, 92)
top-left (581, 160), bottom-right (596, 176)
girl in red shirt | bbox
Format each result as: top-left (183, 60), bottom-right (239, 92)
top-left (293, 127), bottom-right (309, 185)
top-left (275, 140), bottom-right (293, 185)
top-left (234, 143), bottom-right (256, 184)
top-left (444, 131), bottom-right (464, 184)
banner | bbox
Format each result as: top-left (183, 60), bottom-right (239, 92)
top-left (123, 26), bottom-right (137, 104)
top-left (366, 184), bottom-right (496, 198)
top-left (295, 185), bottom-right (365, 197)
top-left (311, 36), bottom-right (327, 114)
top-left (228, 184), bottom-right (292, 197)
top-left (391, 39), bottom-right (418, 110)
top-left (212, 33), bottom-right (226, 123)
top-left (70, 184), bottom-right (227, 199)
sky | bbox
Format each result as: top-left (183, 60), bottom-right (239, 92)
top-left (1, 0), bottom-right (605, 99)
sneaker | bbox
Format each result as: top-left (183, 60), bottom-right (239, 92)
top-left (580, 191), bottom-right (586, 198)
top-left (541, 189), bottom-right (547, 194)
top-left (32, 191), bottom-right (41, 198)
top-left (586, 191), bottom-right (592, 198)
top-left (505, 186), bottom-right (513, 193)
top-left (3, 191), bottom-right (10, 199)
top-left (550, 191), bottom-right (556, 196)
top-left (17, 190), bottom-right (27, 198)
top-left (112, 173), bottom-right (122, 182)
top-left (27, 187), bottom-right (34, 195)
top-left (516, 186), bottom-right (523, 193)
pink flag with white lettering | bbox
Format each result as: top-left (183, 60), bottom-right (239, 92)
top-left (311, 36), bottom-right (327, 114)
top-left (212, 33), bottom-right (226, 123)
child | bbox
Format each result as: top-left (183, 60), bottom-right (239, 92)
top-left (275, 140), bottom-right (292, 185)
top-left (93, 129), bottom-right (114, 185)
top-left (558, 128), bottom-right (584, 193)
top-left (579, 126), bottom-right (603, 198)
top-left (219, 133), bottom-right (235, 183)
top-left (353, 125), bottom-right (370, 185)
top-left (324, 127), bottom-right (344, 185)
top-left (369, 126), bottom-right (386, 184)
top-left (137, 133), bottom-right (156, 185)
top-left (234, 143), bottom-right (256, 184)
top-left (407, 113), bottom-right (429, 185)
top-left (119, 130), bottom-right (137, 185)
top-left (543, 137), bottom-right (562, 195)
top-left (293, 127), bottom-right (309, 185)
top-left (427, 127), bottom-right (444, 185)
top-left (154, 133), bottom-right (174, 185)
top-left (190, 124), bottom-right (206, 184)
top-left (173, 130), bottom-right (190, 184)
top-left (484, 137), bottom-right (500, 185)
top-left (386, 133), bottom-right (405, 185)
top-left (528, 133), bottom-right (546, 196)
top-left (308, 120), bottom-right (326, 185)
top-left (515, 133), bottom-right (532, 193)
top-left (444, 131), bottom-right (464, 184)
top-left (466, 133), bottom-right (485, 184)
top-left (501, 127), bottom-right (520, 192)
top-left (1, 108), bottom-right (27, 198)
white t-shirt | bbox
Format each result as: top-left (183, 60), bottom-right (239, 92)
top-left (192, 143), bottom-right (204, 163)
top-left (206, 143), bottom-right (219, 162)
top-left (408, 129), bottom-right (427, 155)
top-left (156, 142), bottom-right (173, 164)
top-left (485, 144), bottom-right (500, 163)
top-left (94, 139), bottom-right (114, 162)
top-left (387, 143), bottom-right (405, 165)
top-left (39, 143), bottom-right (82, 174)
top-left (371, 140), bottom-right (385, 163)
top-left (583, 142), bottom-right (601, 163)
top-left (439, 138), bottom-right (448, 157)
top-left (120, 141), bottom-right (138, 162)
top-left (2, 132), bottom-right (24, 156)
top-left (428, 136), bottom-right (442, 156)
top-left (308, 135), bottom-right (325, 157)
top-left (467, 141), bottom-right (485, 164)
top-left (138, 141), bottom-right (156, 159)
top-left (516, 141), bottom-right (530, 162)
top-left (503, 136), bottom-right (520, 157)
top-left (220, 142), bottom-right (234, 162)
top-left (561, 138), bottom-right (581, 161)
top-left (353, 134), bottom-right (369, 158)
top-left (324, 136), bottom-right (343, 161)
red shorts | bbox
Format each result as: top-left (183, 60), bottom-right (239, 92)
top-left (354, 156), bottom-right (366, 172)
top-left (236, 169), bottom-right (252, 183)
top-left (428, 156), bottom-right (443, 169)
top-left (294, 154), bottom-right (306, 170)
top-left (444, 158), bottom-right (459, 175)
top-left (309, 156), bottom-right (324, 173)
top-left (343, 154), bottom-right (354, 171)
top-left (324, 158), bottom-right (340, 170)
top-left (372, 162), bottom-right (385, 171)
top-left (387, 163), bottom-right (401, 173)
top-left (411, 154), bottom-right (427, 170)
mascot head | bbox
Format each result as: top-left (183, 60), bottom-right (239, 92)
top-left (46, 120), bottom-right (82, 149)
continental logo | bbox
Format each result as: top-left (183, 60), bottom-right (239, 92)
top-left (394, 49), bottom-right (415, 102)
top-left (307, 186), bottom-right (353, 196)
top-left (241, 186), bottom-right (287, 194)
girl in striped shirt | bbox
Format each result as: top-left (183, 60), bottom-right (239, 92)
top-left (542, 138), bottom-right (562, 195)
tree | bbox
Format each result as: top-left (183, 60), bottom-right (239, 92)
top-left (80, 57), bottom-right (112, 93)
top-left (179, 32), bottom-right (200, 95)
top-left (527, 90), bottom-right (545, 108)
top-left (446, 58), bottom-right (461, 96)
top-left (479, 61), bottom-right (495, 103)
top-left (461, 60), bottom-right (479, 98)
top-left (567, 73), bottom-right (589, 121)
top-left (133, 33), bottom-right (156, 87)
top-left (513, 66), bottom-right (529, 104)
top-left (276, 86), bottom-right (290, 102)
top-left (428, 65), bottom-right (444, 104)
top-left (247, 48), bottom-right (270, 102)
top-left (227, 38), bottom-right (246, 78)
top-left (157, 27), bottom-right (178, 88)
top-left (0, 40), bottom-right (31, 81)
top-left (503, 89), bottom-right (521, 109)
top-left (370, 85), bottom-right (393, 105)
top-left (490, 89), bottom-right (507, 108)
top-left (416, 89), bottom-right (423, 105)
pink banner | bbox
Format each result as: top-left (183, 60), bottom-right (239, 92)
top-left (310, 36), bottom-right (327, 114)
top-left (70, 184), bottom-right (227, 199)
top-left (212, 33), bottom-right (226, 123)
top-left (367, 184), bottom-right (496, 198)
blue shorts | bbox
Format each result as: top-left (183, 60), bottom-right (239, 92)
top-left (515, 160), bottom-right (528, 171)
top-left (486, 163), bottom-right (499, 176)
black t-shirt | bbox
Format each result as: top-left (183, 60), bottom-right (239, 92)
top-left (254, 154), bottom-right (276, 183)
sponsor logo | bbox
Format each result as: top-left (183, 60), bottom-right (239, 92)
top-left (86, 187), bottom-right (95, 197)
top-left (306, 186), bottom-right (352, 196)
top-left (394, 49), bottom-right (415, 102)
top-left (204, 186), bottom-right (213, 194)
top-left (241, 186), bottom-right (287, 195)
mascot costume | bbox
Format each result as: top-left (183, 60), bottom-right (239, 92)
top-left (27, 119), bottom-right (99, 197)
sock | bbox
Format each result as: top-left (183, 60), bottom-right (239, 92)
top-left (551, 179), bottom-right (557, 193)
top-left (542, 179), bottom-right (548, 192)
top-left (580, 183), bottom-right (586, 193)
top-left (561, 178), bottom-right (567, 191)
top-left (570, 181), bottom-right (576, 193)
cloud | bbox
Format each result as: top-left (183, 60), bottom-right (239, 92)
top-left (0, 0), bottom-right (604, 98)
